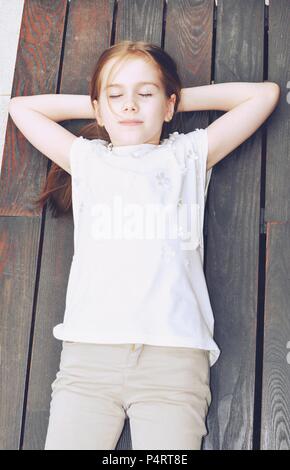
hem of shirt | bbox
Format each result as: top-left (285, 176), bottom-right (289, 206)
top-left (53, 325), bottom-right (221, 367)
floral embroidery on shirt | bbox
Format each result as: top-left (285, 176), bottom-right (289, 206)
top-left (155, 170), bottom-right (171, 189)
top-left (187, 148), bottom-right (198, 160)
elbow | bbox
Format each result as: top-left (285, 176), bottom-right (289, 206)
top-left (8, 98), bottom-right (16, 116)
top-left (264, 82), bottom-right (280, 103)
top-left (8, 97), bottom-right (26, 116)
top-left (9, 96), bottom-right (26, 108)
top-left (9, 97), bottom-right (20, 113)
top-left (8, 97), bottom-right (15, 112)
top-left (258, 82), bottom-right (280, 113)
top-left (270, 83), bottom-right (281, 111)
top-left (270, 82), bottom-right (280, 98)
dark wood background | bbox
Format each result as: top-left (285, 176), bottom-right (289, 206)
top-left (0, 0), bottom-right (289, 450)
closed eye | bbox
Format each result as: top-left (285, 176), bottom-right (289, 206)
top-left (109, 94), bottom-right (152, 98)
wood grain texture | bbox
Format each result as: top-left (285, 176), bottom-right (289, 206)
top-left (0, 216), bottom-right (41, 449)
top-left (204, 0), bottom-right (264, 450)
top-left (0, 0), bottom-right (67, 217)
top-left (261, 222), bottom-right (290, 449)
top-left (261, 0), bottom-right (290, 450)
top-left (165, 0), bottom-right (213, 134)
top-left (265, 0), bottom-right (290, 222)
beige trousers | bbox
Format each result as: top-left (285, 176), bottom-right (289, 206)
top-left (44, 341), bottom-right (212, 450)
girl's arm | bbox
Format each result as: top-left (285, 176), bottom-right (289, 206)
top-left (178, 82), bottom-right (280, 170)
top-left (8, 94), bottom-right (95, 174)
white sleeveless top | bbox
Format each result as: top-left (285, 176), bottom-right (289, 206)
top-left (53, 129), bottom-right (221, 367)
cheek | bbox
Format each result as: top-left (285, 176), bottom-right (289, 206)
top-left (102, 103), bottom-right (117, 120)
top-left (149, 99), bottom-right (166, 114)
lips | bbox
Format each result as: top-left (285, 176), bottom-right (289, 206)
top-left (119, 120), bottom-right (143, 125)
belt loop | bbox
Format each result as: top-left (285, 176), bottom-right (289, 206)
top-left (131, 344), bottom-right (135, 351)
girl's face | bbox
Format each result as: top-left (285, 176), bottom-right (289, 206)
top-left (93, 56), bottom-right (176, 146)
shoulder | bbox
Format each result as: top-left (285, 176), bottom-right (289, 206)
top-left (70, 136), bottom-right (108, 157)
top-left (72, 135), bottom-right (107, 148)
top-left (183, 128), bottom-right (208, 152)
top-left (170, 129), bottom-right (212, 196)
top-left (163, 128), bottom-right (207, 151)
top-left (163, 129), bottom-right (207, 162)
top-left (182, 128), bottom-right (209, 167)
top-left (69, 136), bottom-right (108, 175)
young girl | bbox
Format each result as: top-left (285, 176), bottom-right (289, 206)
top-left (8, 40), bottom-right (280, 450)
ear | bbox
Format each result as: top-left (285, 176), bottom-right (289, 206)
top-left (93, 99), bottom-right (104, 127)
top-left (165, 93), bottom-right (177, 122)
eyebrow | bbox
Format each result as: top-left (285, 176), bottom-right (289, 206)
top-left (106, 81), bottom-right (160, 89)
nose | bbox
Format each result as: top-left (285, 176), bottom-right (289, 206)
top-left (122, 99), bottom-right (137, 112)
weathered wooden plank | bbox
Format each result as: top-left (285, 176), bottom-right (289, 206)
top-left (203, 0), bottom-right (264, 449)
top-left (0, 0), bottom-right (68, 450)
top-left (261, 0), bottom-right (290, 450)
top-left (265, 0), bottom-right (290, 222)
top-left (22, 0), bottom-right (116, 450)
top-left (261, 222), bottom-right (290, 449)
top-left (165, 0), bottom-right (213, 134)
top-left (0, 217), bottom-right (41, 449)
top-left (0, 0), bottom-right (68, 216)
top-left (115, 0), bottom-right (163, 44)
